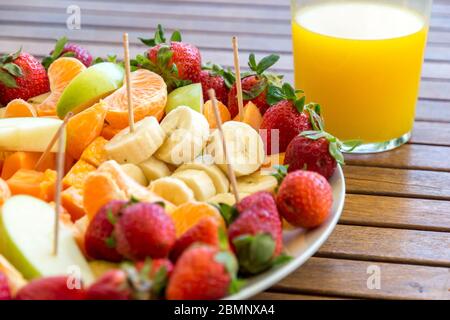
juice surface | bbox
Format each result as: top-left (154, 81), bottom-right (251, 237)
top-left (292, 1), bottom-right (428, 142)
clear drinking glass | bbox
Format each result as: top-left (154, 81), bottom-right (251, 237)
top-left (291, 0), bottom-right (432, 153)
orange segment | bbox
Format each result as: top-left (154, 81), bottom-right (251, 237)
top-left (233, 101), bottom-right (263, 130)
top-left (36, 57), bottom-right (86, 117)
top-left (0, 178), bottom-right (11, 205)
top-left (6, 169), bottom-right (56, 202)
top-left (61, 186), bottom-right (86, 221)
top-left (100, 124), bottom-right (120, 140)
top-left (203, 99), bottom-right (231, 129)
top-left (80, 136), bottom-right (108, 167)
top-left (1, 151), bottom-right (55, 180)
top-left (104, 69), bottom-right (167, 129)
top-left (4, 99), bottom-right (37, 118)
top-left (63, 159), bottom-right (96, 189)
top-left (169, 201), bottom-right (226, 238)
top-left (66, 101), bottom-right (107, 159)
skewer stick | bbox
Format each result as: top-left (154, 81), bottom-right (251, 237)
top-left (208, 89), bottom-right (240, 204)
top-left (123, 33), bottom-right (135, 133)
top-left (53, 123), bottom-right (66, 256)
top-left (34, 112), bottom-right (72, 171)
top-left (232, 36), bottom-right (245, 122)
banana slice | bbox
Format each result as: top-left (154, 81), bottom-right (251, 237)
top-left (155, 106), bottom-right (209, 165)
top-left (236, 171), bottom-right (278, 194)
top-left (138, 157), bottom-right (172, 182)
top-left (171, 169), bottom-right (216, 201)
top-left (105, 116), bottom-right (165, 164)
top-left (206, 121), bottom-right (265, 177)
top-left (121, 164), bottom-right (148, 186)
top-left (208, 192), bottom-right (250, 206)
top-left (175, 155), bottom-right (229, 194)
top-left (149, 177), bottom-right (195, 206)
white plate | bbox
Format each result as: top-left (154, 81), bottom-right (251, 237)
top-left (226, 165), bottom-right (345, 300)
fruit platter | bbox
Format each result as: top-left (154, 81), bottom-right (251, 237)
top-left (0, 26), bottom-right (352, 300)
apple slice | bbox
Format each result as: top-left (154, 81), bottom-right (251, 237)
top-left (0, 195), bottom-right (94, 284)
top-left (56, 62), bottom-right (124, 118)
top-left (0, 117), bottom-right (65, 152)
top-left (165, 83), bottom-right (203, 114)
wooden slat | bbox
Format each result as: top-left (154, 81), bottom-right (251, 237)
top-left (272, 257), bottom-right (450, 300)
top-left (412, 121), bottom-right (450, 146)
top-left (416, 100), bottom-right (450, 123)
top-left (317, 225), bottom-right (450, 267)
top-left (344, 165), bottom-right (450, 200)
top-left (346, 145), bottom-right (450, 172)
top-left (340, 194), bottom-right (450, 232)
top-left (252, 292), bottom-right (347, 300)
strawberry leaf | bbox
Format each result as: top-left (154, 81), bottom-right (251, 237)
top-left (52, 37), bottom-right (68, 59)
top-left (329, 142), bottom-right (345, 165)
top-left (248, 53), bottom-right (258, 72)
top-left (170, 30), bottom-right (182, 42)
top-left (271, 164), bottom-right (288, 186)
top-left (215, 251), bottom-right (239, 277)
top-left (242, 77), bottom-right (267, 100)
top-left (139, 24), bottom-right (167, 47)
top-left (214, 203), bottom-right (239, 226)
top-left (0, 70), bottom-right (17, 88)
top-left (2, 63), bottom-right (22, 77)
top-left (105, 236), bottom-right (116, 248)
top-left (139, 37), bottom-right (156, 47)
top-left (248, 53), bottom-right (280, 75)
top-left (266, 85), bottom-right (284, 105)
top-left (294, 96), bottom-right (306, 113)
top-left (233, 233), bottom-right (276, 274)
top-left (341, 140), bottom-right (362, 152)
top-left (271, 253), bottom-right (293, 267)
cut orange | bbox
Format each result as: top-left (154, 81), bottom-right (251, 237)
top-left (80, 136), bottom-right (108, 167)
top-left (4, 99), bottom-right (37, 118)
top-left (61, 186), bottom-right (86, 221)
top-left (100, 124), bottom-right (120, 140)
top-left (0, 178), bottom-right (11, 205)
top-left (1, 151), bottom-right (55, 180)
top-left (104, 69), bottom-right (167, 129)
top-left (62, 159), bottom-right (96, 189)
top-left (169, 201), bottom-right (226, 238)
top-left (36, 57), bottom-right (86, 116)
top-left (203, 99), bottom-right (231, 129)
top-left (6, 169), bottom-right (56, 202)
top-left (233, 101), bottom-right (263, 130)
top-left (66, 101), bottom-right (107, 159)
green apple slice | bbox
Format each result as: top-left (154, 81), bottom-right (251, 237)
top-left (0, 195), bottom-right (94, 285)
top-left (0, 117), bottom-right (65, 152)
top-left (165, 83), bottom-right (204, 114)
top-left (56, 62), bottom-right (124, 118)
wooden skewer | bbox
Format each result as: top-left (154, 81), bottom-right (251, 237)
top-left (34, 112), bottom-right (72, 171)
top-left (123, 32), bottom-right (135, 133)
top-left (208, 89), bottom-right (240, 204)
top-left (232, 36), bottom-right (245, 122)
top-left (53, 122), bottom-right (66, 256)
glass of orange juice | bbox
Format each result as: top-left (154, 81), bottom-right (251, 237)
top-left (291, 0), bottom-right (432, 153)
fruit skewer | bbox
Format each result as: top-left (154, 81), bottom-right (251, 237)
top-left (122, 33), bottom-right (135, 133)
top-left (232, 36), bottom-right (245, 122)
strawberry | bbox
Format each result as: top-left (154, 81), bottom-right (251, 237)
top-left (199, 63), bottom-right (234, 105)
top-left (15, 276), bottom-right (85, 300)
top-left (170, 216), bottom-right (220, 262)
top-left (228, 53), bottom-right (282, 117)
top-left (0, 50), bottom-right (50, 105)
top-left (84, 200), bottom-right (127, 262)
top-left (114, 202), bottom-right (176, 260)
top-left (260, 83), bottom-right (313, 155)
top-left (85, 269), bottom-right (131, 300)
top-left (0, 271), bottom-right (11, 300)
top-left (137, 25), bottom-right (201, 91)
top-left (133, 258), bottom-right (173, 298)
top-left (166, 245), bottom-right (239, 300)
top-left (276, 170), bottom-right (333, 228)
top-left (42, 37), bottom-right (92, 69)
top-left (228, 192), bottom-right (285, 274)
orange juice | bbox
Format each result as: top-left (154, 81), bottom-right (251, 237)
top-left (292, 1), bottom-right (428, 149)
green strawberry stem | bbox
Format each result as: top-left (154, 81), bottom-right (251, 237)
top-left (0, 48), bottom-right (23, 88)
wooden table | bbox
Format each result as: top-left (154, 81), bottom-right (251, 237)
top-left (1, 0), bottom-right (449, 300)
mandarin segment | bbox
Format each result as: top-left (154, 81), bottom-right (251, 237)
top-left (1, 151), bottom-right (55, 180)
top-left (80, 136), bottom-right (108, 167)
top-left (203, 99), bottom-right (231, 129)
top-left (4, 99), bottom-right (37, 118)
top-left (61, 186), bottom-right (86, 221)
top-left (6, 168), bottom-right (56, 202)
top-left (104, 69), bottom-right (167, 129)
top-left (62, 159), bottom-right (96, 189)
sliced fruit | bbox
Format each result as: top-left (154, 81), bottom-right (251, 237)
top-left (261, 152), bottom-right (285, 170)
top-left (6, 169), bottom-right (56, 202)
top-left (100, 124), bottom-right (120, 140)
top-left (206, 121), bottom-right (265, 177)
top-left (66, 100), bottom-right (107, 159)
top-left (120, 164), bottom-right (148, 186)
top-left (171, 169), bottom-right (216, 201)
top-left (0, 117), bottom-right (65, 153)
top-left (27, 92), bottom-right (50, 106)
top-left (155, 106), bottom-right (209, 165)
top-left (0, 178), bottom-right (11, 206)
top-left (36, 57), bottom-right (86, 117)
top-left (80, 136), bottom-right (108, 167)
top-left (236, 171), bottom-right (278, 194)
top-left (149, 177), bottom-right (194, 206)
top-left (4, 99), bottom-right (37, 118)
top-left (203, 99), bottom-right (231, 129)
top-left (104, 69), bottom-right (167, 129)
top-left (61, 186), bottom-right (85, 222)
top-left (105, 116), bottom-right (165, 164)
top-left (208, 192), bottom-right (250, 206)
top-left (165, 83), bottom-right (203, 114)
top-left (169, 201), bottom-right (225, 238)
top-left (62, 159), bottom-right (96, 189)
top-left (233, 101), bottom-right (263, 130)
top-left (0, 254), bottom-right (28, 295)
top-left (175, 155), bottom-right (229, 194)
top-left (0, 195), bottom-right (94, 283)
top-left (56, 62), bottom-right (124, 118)
top-left (1, 151), bottom-right (55, 180)
top-left (137, 157), bottom-right (171, 182)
